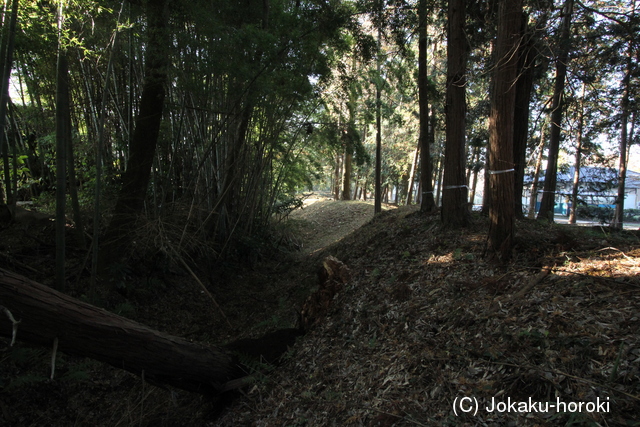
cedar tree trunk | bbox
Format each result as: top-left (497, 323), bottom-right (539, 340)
top-left (513, 14), bottom-right (535, 219)
top-left (612, 41), bottom-right (633, 229)
top-left (0, 268), bottom-right (240, 394)
top-left (569, 83), bottom-right (586, 224)
top-left (441, 0), bottom-right (469, 226)
top-left (342, 151), bottom-right (352, 200)
top-left (538, 0), bottom-right (574, 221)
top-left (55, 36), bottom-right (69, 291)
top-left (487, 0), bottom-right (522, 262)
top-left (418, 0), bottom-right (436, 213)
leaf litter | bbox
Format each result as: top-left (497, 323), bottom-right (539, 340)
top-left (217, 205), bottom-right (640, 426)
top-left (0, 200), bottom-right (639, 426)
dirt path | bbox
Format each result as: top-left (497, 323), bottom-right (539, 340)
top-left (288, 196), bottom-right (379, 255)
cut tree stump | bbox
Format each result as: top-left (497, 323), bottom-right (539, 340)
top-left (0, 268), bottom-right (241, 394)
top-left (300, 256), bottom-right (350, 330)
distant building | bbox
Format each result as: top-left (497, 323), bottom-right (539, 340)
top-left (525, 166), bottom-right (640, 216)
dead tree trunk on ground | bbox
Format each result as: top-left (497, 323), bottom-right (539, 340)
top-left (0, 268), bottom-right (240, 394)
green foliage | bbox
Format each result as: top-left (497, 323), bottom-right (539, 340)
top-left (576, 205), bottom-right (614, 224)
top-left (623, 209), bottom-right (640, 222)
top-left (273, 195), bottom-right (305, 218)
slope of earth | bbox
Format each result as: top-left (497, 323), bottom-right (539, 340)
top-left (1, 201), bottom-right (639, 426)
top-left (217, 208), bottom-right (640, 426)
top-left (287, 195), bottom-right (384, 255)
top-left (0, 198), bottom-right (384, 426)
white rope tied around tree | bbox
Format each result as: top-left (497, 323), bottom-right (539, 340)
top-left (443, 185), bottom-right (468, 190)
top-left (488, 169), bottom-right (515, 175)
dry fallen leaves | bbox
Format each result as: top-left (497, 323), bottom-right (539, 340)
top-left (217, 208), bottom-right (640, 426)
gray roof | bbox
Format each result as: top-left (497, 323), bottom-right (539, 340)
top-left (526, 166), bottom-right (640, 189)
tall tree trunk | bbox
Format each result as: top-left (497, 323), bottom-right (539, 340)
top-left (374, 28), bottom-right (383, 215)
top-left (343, 70), bottom-right (357, 202)
top-left (0, 0), bottom-right (18, 207)
top-left (406, 143), bottom-right (419, 205)
top-left (611, 40), bottom-right (633, 229)
top-left (513, 14), bottom-right (535, 219)
top-left (487, 0), bottom-right (522, 262)
top-left (468, 146), bottom-right (480, 209)
top-left (434, 153), bottom-right (444, 206)
top-left (481, 155), bottom-right (491, 214)
top-left (55, 2), bottom-right (69, 291)
top-left (538, 0), bottom-right (574, 222)
top-left (528, 130), bottom-right (546, 218)
top-left (342, 152), bottom-right (352, 200)
top-left (569, 83), bottom-right (586, 224)
top-left (352, 172), bottom-right (359, 200)
top-left (101, 0), bottom-right (171, 268)
top-left (465, 145), bottom-right (474, 185)
top-left (470, 161), bottom-right (480, 209)
top-left (418, 0), bottom-right (436, 213)
top-left (442, 0), bottom-right (469, 227)
top-left (333, 151), bottom-right (342, 200)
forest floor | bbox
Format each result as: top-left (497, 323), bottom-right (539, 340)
top-left (1, 199), bottom-right (640, 426)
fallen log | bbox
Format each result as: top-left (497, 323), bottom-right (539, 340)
top-left (0, 268), bottom-right (241, 394)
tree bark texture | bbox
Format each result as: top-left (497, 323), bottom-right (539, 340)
top-left (569, 83), bottom-right (586, 224)
top-left (418, 0), bottom-right (436, 213)
top-left (55, 43), bottom-right (69, 291)
top-left (374, 29), bottom-right (382, 214)
top-left (442, 0), bottom-right (468, 227)
top-left (406, 143), bottom-right (419, 205)
top-left (343, 75), bottom-right (357, 202)
top-left (0, 268), bottom-right (240, 394)
top-left (528, 131), bottom-right (546, 218)
top-left (487, 0), bottom-right (522, 262)
top-left (0, 0), bottom-right (19, 206)
top-left (342, 151), bottom-right (352, 200)
top-left (538, 0), bottom-right (574, 221)
top-left (612, 41), bottom-right (633, 229)
top-left (513, 14), bottom-right (535, 219)
top-left (101, 0), bottom-right (171, 266)
top-left (333, 151), bottom-right (342, 200)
